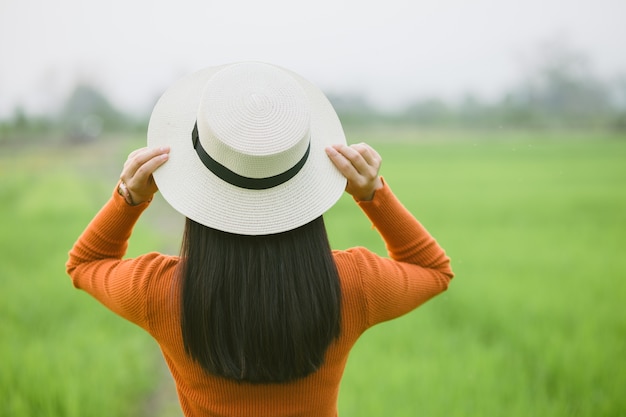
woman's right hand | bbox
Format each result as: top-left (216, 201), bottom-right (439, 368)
top-left (325, 143), bottom-right (383, 201)
top-left (119, 146), bottom-right (170, 205)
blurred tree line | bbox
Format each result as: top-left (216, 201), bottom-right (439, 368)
top-left (332, 42), bottom-right (626, 131)
top-left (1, 41), bottom-right (625, 146)
top-left (0, 83), bottom-right (145, 146)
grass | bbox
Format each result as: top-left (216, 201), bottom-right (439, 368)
top-left (0, 142), bottom-right (165, 416)
top-left (1, 129), bottom-right (625, 416)
top-left (330, 130), bottom-right (626, 416)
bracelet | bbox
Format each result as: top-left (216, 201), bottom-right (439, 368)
top-left (117, 181), bottom-right (137, 206)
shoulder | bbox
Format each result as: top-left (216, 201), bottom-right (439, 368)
top-left (332, 247), bottom-right (382, 333)
top-left (333, 247), bottom-right (391, 302)
top-left (141, 254), bottom-right (182, 335)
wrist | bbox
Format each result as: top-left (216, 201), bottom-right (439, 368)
top-left (117, 181), bottom-right (149, 206)
top-left (353, 177), bottom-right (384, 202)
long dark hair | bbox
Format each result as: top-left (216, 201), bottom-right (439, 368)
top-left (178, 216), bottom-right (341, 384)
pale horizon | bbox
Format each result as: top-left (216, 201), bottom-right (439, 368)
top-left (1, 0), bottom-right (625, 118)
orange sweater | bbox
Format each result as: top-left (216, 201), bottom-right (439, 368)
top-left (66, 180), bottom-right (453, 417)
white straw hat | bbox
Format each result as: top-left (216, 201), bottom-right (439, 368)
top-left (147, 62), bottom-right (347, 235)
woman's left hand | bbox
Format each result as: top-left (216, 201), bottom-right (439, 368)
top-left (118, 146), bottom-right (170, 205)
top-left (325, 143), bottom-right (383, 201)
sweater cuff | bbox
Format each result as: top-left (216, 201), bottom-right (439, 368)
top-left (355, 177), bottom-right (413, 231)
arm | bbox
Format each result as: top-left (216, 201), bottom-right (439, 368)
top-left (353, 180), bottom-right (453, 325)
top-left (357, 180), bottom-right (452, 273)
top-left (65, 147), bottom-right (172, 326)
top-left (327, 143), bottom-right (453, 327)
top-left (65, 188), bottom-right (166, 325)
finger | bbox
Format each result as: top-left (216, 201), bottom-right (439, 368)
top-left (353, 143), bottom-right (381, 167)
top-left (122, 147), bottom-right (149, 172)
top-left (127, 147), bottom-right (148, 160)
top-left (332, 144), bottom-right (377, 178)
top-left (133, 153), bottom-right (169, 185)
top-left (122, 147), bottom-right (169, 181)
top-left (325, 146), bottom-right (361, 181)
top-left (122, 148), bottom-right (150, 178)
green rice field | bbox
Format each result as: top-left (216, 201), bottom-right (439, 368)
top-left (1, 128), bottom-right (625, 416)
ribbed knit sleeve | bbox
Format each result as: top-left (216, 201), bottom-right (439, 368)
top-left (66, 187), bottom-right (178, 329)
top-left (340, 179), bottom-right (454, 329)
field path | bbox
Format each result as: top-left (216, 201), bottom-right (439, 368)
top-left (68, 136), bottom-right (186, 417)
top-left (140, 359), bottom-right (184, 417)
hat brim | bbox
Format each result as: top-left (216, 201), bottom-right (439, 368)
top-left (147, 63), bottom-right (347, 235)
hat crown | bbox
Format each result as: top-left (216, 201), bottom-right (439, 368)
top-left (197, 62), bottom-right (311, 179)
top-left (147, 61), bottom-right (347, 235)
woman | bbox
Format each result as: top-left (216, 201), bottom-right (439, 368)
top-left (67, 62), bottom-right (453, 416)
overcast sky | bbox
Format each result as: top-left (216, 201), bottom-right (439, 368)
top-left (1, 0), bottom-right (625, 117)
